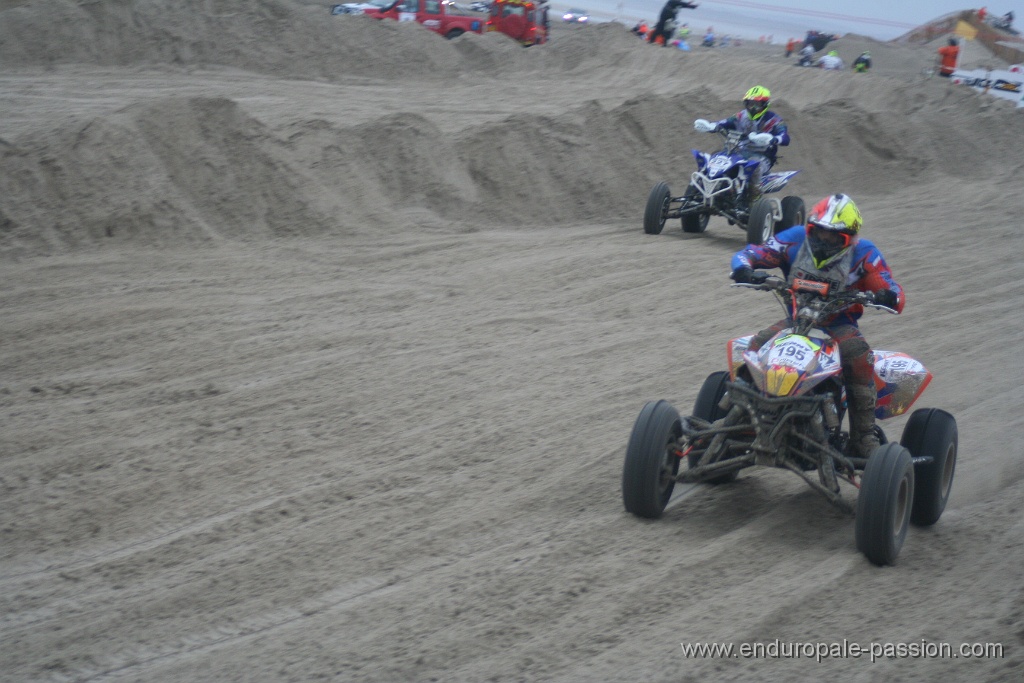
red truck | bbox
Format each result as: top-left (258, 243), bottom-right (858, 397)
top-left (359, 0), bottom-right (486, 40)
top-left (487, 0), bottom-right (549, 46)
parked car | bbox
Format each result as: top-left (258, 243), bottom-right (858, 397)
top-left (562, 8), bottom-right (588, 23)
top-left (331, 1), bottom-right (389, 14)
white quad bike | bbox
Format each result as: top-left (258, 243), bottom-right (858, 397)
top-left (621, 274), bottom-right (958, 566)
top-left (643, 119), bottom-right (805, 245)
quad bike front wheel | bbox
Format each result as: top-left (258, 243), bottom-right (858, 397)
top-left (780, 196), bottom-right (806, 230)
top-left (855, 443), bottom-right (915, 565)
top-left (901, 408), bottom-right (958, 526)
top-left (746, 197), bottom-right (776, 245)
top-left (644, 182), bottom-right (670, 235)
top-left (688, 371), bottom-right (738, 483)
top-left (622, 400), bottom-right (682, 518)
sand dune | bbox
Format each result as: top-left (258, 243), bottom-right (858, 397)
top-left (2, 2), bottom-right (1024, 681)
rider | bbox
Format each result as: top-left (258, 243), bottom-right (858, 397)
top-left (699, 86), bottom-right (790, 209)
top-left (817, 49), bottom-right (844, 70)
top-left (796, 43), bottom-right (815, 66)
top-left (729, 194), bottom-right (904, 460)
top-left (853, 51), bottom-right (871, 72)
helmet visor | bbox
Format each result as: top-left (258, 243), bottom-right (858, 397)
top-left (744, 100), bottom-right (768, 119)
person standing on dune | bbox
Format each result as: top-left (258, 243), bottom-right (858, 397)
top-left (648, 0), bottom-right (698, 46)
top-left (937, 37), bottom-right (960, 77)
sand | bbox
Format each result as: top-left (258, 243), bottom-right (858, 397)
top-left (2, 2), bottom-right (1024, 681)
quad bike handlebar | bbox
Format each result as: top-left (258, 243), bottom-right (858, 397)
top-left (693, 119), bottom-right (774, 151)
top-left (732, 272), bottom-right (896, 332)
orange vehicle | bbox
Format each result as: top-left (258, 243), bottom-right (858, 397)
top-left (487, 0), bottom-right (549, 46)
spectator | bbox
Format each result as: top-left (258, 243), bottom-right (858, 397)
top-left (796, 42), bottom-right (815, 66)
top-left (649, 0), bottom-right (699, 47)
top-left (853, 51), bottom-right (871, 72)
top-left (977, 7), bottom-right (988, 23)
top-left (937, 37), bottom-right (960, 77)
top-left (817, 50), bottom-right (844, 70)
top-left (785, 37), bottom-right (797, 57)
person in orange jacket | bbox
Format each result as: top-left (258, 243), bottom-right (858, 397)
top-left (937, 37), bottom-right (960, 77)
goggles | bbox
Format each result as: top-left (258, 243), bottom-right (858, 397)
top-left (806, 222), bottom-right (853, 249)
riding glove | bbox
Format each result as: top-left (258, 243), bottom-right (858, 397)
top-left (873, 289), bottom-right (898, 308)
top-left (731, 267), bottom-right (754, 283)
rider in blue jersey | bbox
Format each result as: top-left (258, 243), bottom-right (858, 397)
top-left (700, 86), bottom-right (790, 209)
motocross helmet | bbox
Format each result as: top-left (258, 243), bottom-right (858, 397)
top-left (743, 85), bottom-right (771, 120)
top-left (805, 193), bottom-right (862, 268)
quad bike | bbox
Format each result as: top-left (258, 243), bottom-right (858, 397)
top-left (643, 120), bottom-right (805, 245)
top-left (621, 274), bottom-right (958, 566)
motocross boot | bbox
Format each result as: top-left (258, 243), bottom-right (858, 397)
top-left (742, 168), bottom-right (764, 212)
top-left (847, 384), bottom-right (881, 460)
top-left (737, 184), bottom-right (761, 214)
top-left (747, 186), bottom-right (763, 212)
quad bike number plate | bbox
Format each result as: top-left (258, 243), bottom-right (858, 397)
top-left (708, 157), bottom-right (731, 174)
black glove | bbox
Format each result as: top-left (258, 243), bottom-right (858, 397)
top-left (873, 289), bottom-right (898, 308)
top-left (731, 267), bottom-right (754, 283)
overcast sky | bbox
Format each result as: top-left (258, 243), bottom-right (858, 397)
top-left (566, 0), bottom-right (1024, 41)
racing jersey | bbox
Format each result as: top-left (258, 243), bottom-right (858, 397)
top-left (937, 44), bottom-right (960, 75)
top-left (715, 109), bottom-right (789, 163)
top-left (817, 54), bottom-right (844, 70)
top-left (730, 225), bottom-right (904, 326)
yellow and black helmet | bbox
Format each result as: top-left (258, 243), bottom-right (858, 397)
top-left (743, 86), bottom-right (771, 120)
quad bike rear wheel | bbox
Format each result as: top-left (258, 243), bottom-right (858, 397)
top-left (746, 197), bottom-right (776, 245)
top-left (644, 182), bottom-right (670, 235)
top-left (689, 371), bottom-right (738, 483)
top-left (622, 400), bottom-right (682, 518)
top-left (681, 185), bottom-right (710, 234)
top-left (855, 443), bottom-right (914, 565)
top-left (901, 408), bottom-right (957, 526)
